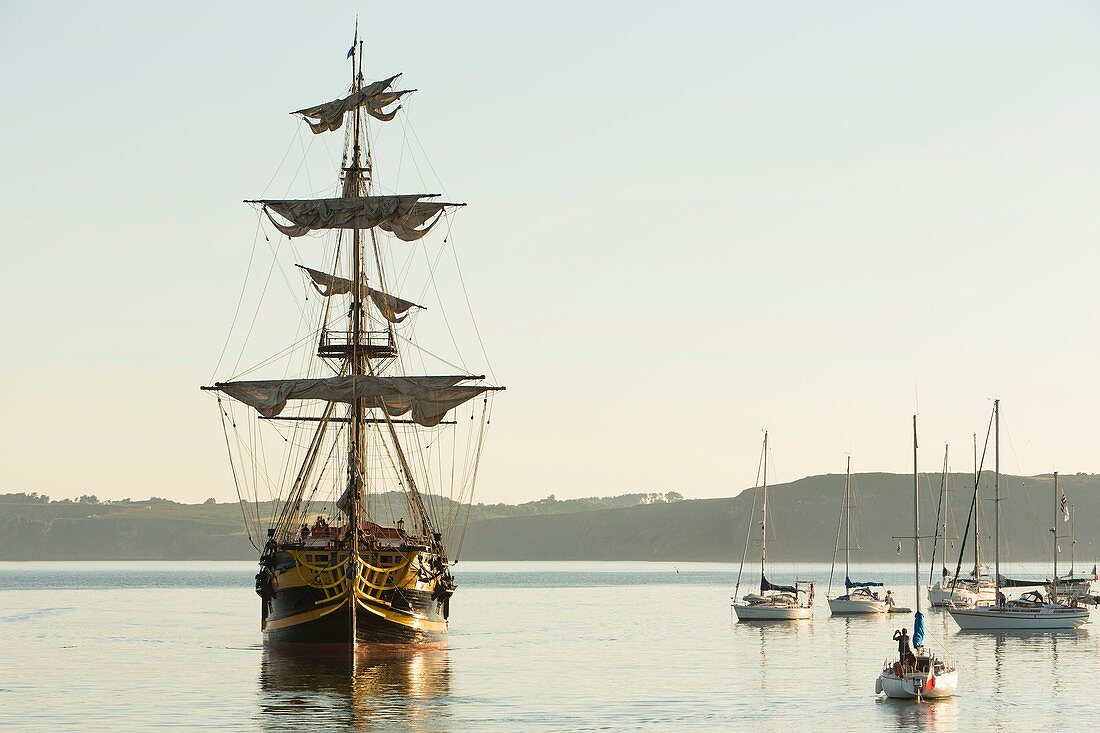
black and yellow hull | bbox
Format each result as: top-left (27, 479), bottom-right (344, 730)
top-left (259, 548), bottom-right (450, 647)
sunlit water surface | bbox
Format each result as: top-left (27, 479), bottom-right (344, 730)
top-left (0, 561), bottom-right (1095, 731)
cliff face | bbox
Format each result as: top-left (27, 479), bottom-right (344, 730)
top-left (1, 473), bottom-right (1096, 562)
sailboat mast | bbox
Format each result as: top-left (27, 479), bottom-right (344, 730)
top-left (1052, 472), bottom-right (1059, 598)
top-left (913, 415), bottom-right (920, 616)
top-left (347, 32), bottom-right (366, 649)
top-left (994, 399), bottom-right (1001, 604)
top-left (760, 431), bottom-right (768, 593)
top-left (973, 432), bottom-right (980, 578)
top-left (844, 456), bottom-right (851, 585)
top-left (942, 445), bottom-right (949, 578)
top-left (1070, 505), bottom-right (1076, 575)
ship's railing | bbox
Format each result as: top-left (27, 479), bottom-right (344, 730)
top-left (295, 552), bottom-right (416, 605)
top-left (317, 329), bottom-right (397, 358)
top-left (356, 555), bottom-right (415, 596)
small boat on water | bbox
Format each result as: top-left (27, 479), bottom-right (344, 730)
top-left (1046, 504), bottom-right (1095, 600)
top-left (949, 402), bottom-right (1088, 631)
top-left (732, 432), bottom-right (814, 621)
top-left (827, 457), bottom-right (893, 615)
top-left (928, 436), bottom-right (995, 608)
top-left (1048, 572), bottom-right (1096, 599)
top-left (929, 574), bottom-right (996, 609)
top-left (876, 416), bottom-right (959, 700)
top-left (203, 28), bottom-right (504, 649)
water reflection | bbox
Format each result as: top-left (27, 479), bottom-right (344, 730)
top-left (984, 629), bottom-right (1084, 698)
top-left (732, 620), bottom-right (816, 693)
top-left (876, 696), bottom-right (959, 730)
top-left (258, 648), bottom-right (452, 732)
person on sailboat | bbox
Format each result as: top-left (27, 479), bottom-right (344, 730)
top-left (893, 628), bottom-right (914, 668)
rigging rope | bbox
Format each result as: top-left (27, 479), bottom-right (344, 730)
top-left (217, 398), bottom-right (258, 551)
top-left (454, 397), bottom-right (491, 562)
top-left (733, 440), bottom-right (766, 600)
top-left (951, 408), bottom-right (995, 590)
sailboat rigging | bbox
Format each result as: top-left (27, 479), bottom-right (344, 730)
top-left (827, 457), bottom-right (894, 615)
top-left (948, 401), bottom-right (1087, 630)
top-left (1044, 481), bottom-right (1094, 600)
top-left (876, 415), bottom-right (958, 699)
top-left (936, 429), bottom-right (997, 608)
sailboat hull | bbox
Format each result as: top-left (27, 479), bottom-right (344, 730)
top-left (733, 603), bottom-right (812, 621)
top-left (877, 668), bottom-right (958, 699)
top-left (828, 597), bottom-right (889, 615)
top-left (949, 605), bottom-right (1089, 630)
top-left (927, 583), bottom-right (987, 608)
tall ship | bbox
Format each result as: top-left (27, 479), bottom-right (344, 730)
top-left (203, 28), bottom-right (503, 647)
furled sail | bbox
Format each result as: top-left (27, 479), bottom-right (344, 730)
top-left (761, 574), bottom-right (800, 594)
top-left (251, 194), bottom-right (462, 239)
top-left (997, 575), bottom-right (1042, 588)
top-left (209, 375), bottom-right (497, 427)
top-left (912, 610), bottom-right (926, 647)
top-left (297, 265), bottom-right (424, 323)
top-left (293, 74), bottom-right (413, 133)
top-left (845, 576), bottom-right (885, 589)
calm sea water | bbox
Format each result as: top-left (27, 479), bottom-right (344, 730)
top-left (0, 561), bottom-right (1095, 732)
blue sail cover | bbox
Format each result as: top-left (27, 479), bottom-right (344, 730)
top-left (761, 574), bottom-right (799, 594)
top-left (845, 576), bottom-right (884, 589)
top-left (912, 611), bottom-right (926, 648)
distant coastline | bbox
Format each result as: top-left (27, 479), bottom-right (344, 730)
top-left (2, 473), bottom-right (1097, 563)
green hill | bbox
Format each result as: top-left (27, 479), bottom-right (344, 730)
top-left (0, 491), bottom-right (683, 560)
top-left (460, 472), bottom-right (1100, 563)
top-left (0, 474), bottom-right (1095, 563)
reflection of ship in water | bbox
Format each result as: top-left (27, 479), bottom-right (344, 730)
top-left (259, 648), bottom-right (452, 731)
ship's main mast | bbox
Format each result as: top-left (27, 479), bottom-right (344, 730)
top-left (346, 32), bottom-right (366, 649)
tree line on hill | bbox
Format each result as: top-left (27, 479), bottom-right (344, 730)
top-left (0, 475), bottom-right (1095, 564)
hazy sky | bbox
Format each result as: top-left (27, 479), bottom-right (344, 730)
top-left (2, 2), bottom-right (1099, 504)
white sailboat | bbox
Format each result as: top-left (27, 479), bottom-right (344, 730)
top-left (733, 432), bottom-right (814, 621)
top-left (876, 416), bottom-right (959, 699)
top-left (929, 433), bottom-right (995, 608)
top-left (1046, 492), bottom-right (1095, 599)
top-left (949, 401), bottom-right (1089, 631)
top-left (828, 457), bottom-right (893, 615)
